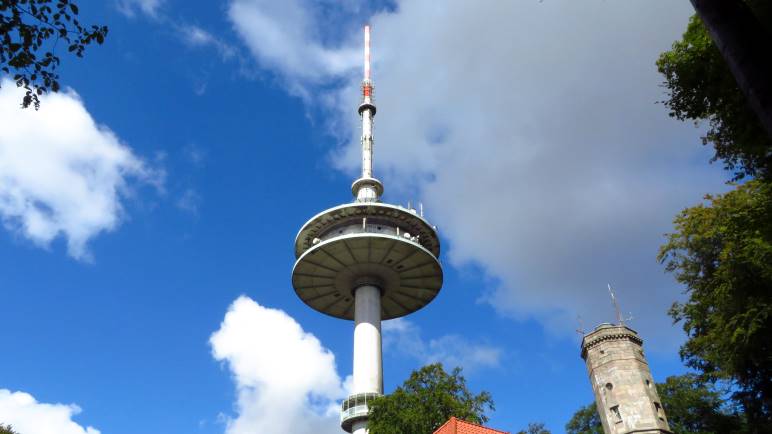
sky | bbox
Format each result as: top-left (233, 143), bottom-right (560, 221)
top-left (0, 1), bottom-right (731, 433)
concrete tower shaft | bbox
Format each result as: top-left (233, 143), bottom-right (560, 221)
top-left (353, 285), bottom-right (383, 394)
top-left (581, 324), bottom-right (672, 434)
top-left (290, 25), bottom-right (443, 434)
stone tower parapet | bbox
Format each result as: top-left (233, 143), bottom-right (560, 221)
top-left (580, 323), bottom-right (672, 434)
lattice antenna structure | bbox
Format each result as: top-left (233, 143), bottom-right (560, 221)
top-left (608, 283), bottom-right (622, 325)
top-left (607, 283), bottom-right (633, 325)
top-left (576, 315), bottom-right (586, 336)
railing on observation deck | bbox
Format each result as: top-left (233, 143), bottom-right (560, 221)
top-left (340, 392), bottom-right (382, 429)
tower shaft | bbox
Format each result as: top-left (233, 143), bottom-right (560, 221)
top-left (581, 324), bottom-right (672, 434)
top-left (361, 108), bottom-right (374, 180)
top-left (353, 284), bottom-right (383, 395)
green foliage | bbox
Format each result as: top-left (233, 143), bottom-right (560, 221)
top-left (658, 374), bottom-right (745, 434)
top-left (566, 374), bottom-right (746, 434)
top-left (367, 363), bottom-right (494, 434)
top-left (565, 403), bottom-right (603, 434)
top-left (516, 422), bottom-right (551, 434)
top-left (0, 424), bottom-right (19, 434)
top-left (657, 9), bottom-right (772, 180)
top-left (0, 0), bottom-right (108, 108)
top-left (659, 180), bottom-right (772, 429)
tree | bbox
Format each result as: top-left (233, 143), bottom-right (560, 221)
top-left (687, 0), bottom-right (772, 139)
top-left (657, 2), bottom-right (772, 179)
top-left (0, 425), bottom-right (18, 434)
top-left (516, 422), bottom-right (551, 434)
top-left (1, 0), bottom-right (108, 108)
top-left (367, 363), bottom-right (494, 434)
top-left (565, 403), bottom-right (603, 434)
top-left (658, 180), bottom-right (771, 431)
top-left (566, 374), bottom-right (746, 434)
top-left (658, 374), bottom-right (745, 434)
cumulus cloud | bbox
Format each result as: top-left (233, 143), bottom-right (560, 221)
top-left (0, 389), bottom-right (100, 434)
top-left (0, 81), bottom-right (160, 260)
top-left (228, 0), bottom-right (361, 96)
top-left (383, 319), bottom-right (502, 372)
top-left (210, 296), bottom-right (346, 434)
top-left (227, 0), bottom-right (727, 349)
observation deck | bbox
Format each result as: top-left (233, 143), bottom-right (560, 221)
top-left (291, 201), bottom-right (443, 320)
top-left (340, 392), bottom-right (381, 432)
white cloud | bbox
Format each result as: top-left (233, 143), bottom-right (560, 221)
top-left (0, 389), bottom-right (100, 434)
top-left (383, 319), bottom-right (501, 372)
top-left (0, 81), bottom-right (161, 260)
top-left (210, 296), bottom-right (346, 434)
top-left (176, 188), bottom-right (201, 214)
top-left (228, 0), bottom-right (360, 96)
top-left (116, 0), bottom-right (163, 18)
top-left (177, 25), bottom-right (238, 60)
top-left (227, 0), bottom-right (729, 349)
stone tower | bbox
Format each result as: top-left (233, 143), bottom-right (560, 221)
top-left (580, 323), bottom-right (672, 434)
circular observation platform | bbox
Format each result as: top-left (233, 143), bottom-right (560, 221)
top-left (292, 202), bottom-right (443, 320)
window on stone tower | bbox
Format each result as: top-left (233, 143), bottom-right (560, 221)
top-left (654, 402), bottom-right (665, 421)
top-left (610, 405), bottom-right (622, 423)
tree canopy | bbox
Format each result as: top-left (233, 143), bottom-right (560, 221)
top-left (0, 0), bottom-right (108, 108)
top-left (658, 180), bottom-right (771, 430)
top-left (565, 403), bottom-right (603, 434)
top-left (0, 425), bottom-right (18, 434)
top-left (656, 2), bottom-right (772, 180)
top-left (565, 374), bottom-right (746, 434)
top-left (367, 363), bottom-right (494, 434)
top-left (657, 374), bottom-right (745, 434)
top-left (516, 422), bottom-right (551, 434)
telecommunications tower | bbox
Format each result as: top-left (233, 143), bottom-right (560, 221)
top-left (291, 25), bottom-right (443, 434)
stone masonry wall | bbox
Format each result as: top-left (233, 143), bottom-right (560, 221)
top-left (581, 325), bottom-right (671, 434)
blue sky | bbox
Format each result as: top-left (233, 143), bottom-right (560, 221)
top-left (0, 1), bottom-right (730, 433)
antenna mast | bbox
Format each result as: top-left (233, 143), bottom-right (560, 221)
top-left (576, 315), bottom-right (586, 336)
top-left (351, 25), bottom-right (383, 203)
top-left (608, 283), bottom-right (624, 325)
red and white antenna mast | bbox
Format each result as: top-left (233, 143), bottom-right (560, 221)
top-left (352, 24), bottom-right (383, 203)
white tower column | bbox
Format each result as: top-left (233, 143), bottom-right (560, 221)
top-left (353, 284), bottom-right (383, 395)
top-left (351, 420), bottom-right (368, 434)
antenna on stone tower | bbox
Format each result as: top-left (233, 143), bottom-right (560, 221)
top-left (576, 315), bottom-right (586, 335)
top-left (608, 283), bottom-right (623, 325)
top-left (608, 283), bottom-right (633, 325)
